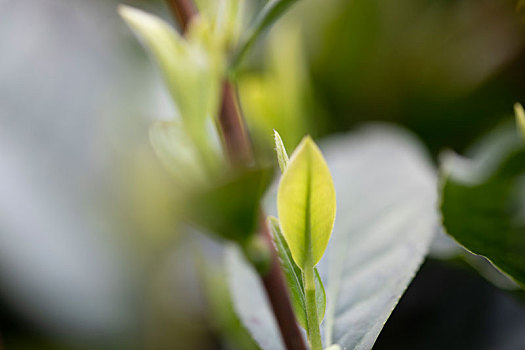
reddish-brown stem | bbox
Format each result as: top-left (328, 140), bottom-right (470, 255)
top-left (165, 0), bottom-right (197, 33)
top-left (259, 215), bottom-right (309, 350)
top-left (218, 81), bottom-right (254, 166)
top-left (165, 1), bottom-right (307, 349)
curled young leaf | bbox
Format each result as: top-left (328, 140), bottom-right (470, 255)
top-left (269, 217), bottom-right (325, 329)
top-left (277, 136), bottom-right (336, 269)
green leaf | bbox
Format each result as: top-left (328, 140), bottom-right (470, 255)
top-left (231, 0), bottom-right (300, 69)
top-left (273, 130), bottom-right (289, 173)
top-left (118, 6), bottom-right (184, 77)
top-left (277, 136), bottom-right (336, 269)
top-left (149, 117), bottom-right (225, 185)
top-left (149, 121), bottom-right (209, 188)
top-left (119, 5), bottom-right (221, 160)
top-left (194, 0), bottom-right (245, 51)
top-left (199, 253), bottom-right (259, 350)
top-left (440, 121), bottom-right (525, 289)
top-left (186, 167), bottom-right (273, 243)
top-left (268, 217), bottom-right (325, 329)
top-left (214, 0), bottom-right (245, 50)
top-left (515, 103), bottom-right (525, 142)
top-left (239, 22), bottom-right (311, 151)
top-left (226, 124), bottom-right (439, 350)
top-left (226, 246), bottom-right (287, 349)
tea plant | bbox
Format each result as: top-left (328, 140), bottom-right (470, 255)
top-left (119, 0), bottom-right (525, 349)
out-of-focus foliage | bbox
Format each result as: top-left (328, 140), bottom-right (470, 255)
top-left (232, 0), bottom-right (300, 68)
top-left (185, 167), bottom-right (273, 244)
top-left (440, 119), bottom-right (525, 288)
top-left (239, 24), bottom-right (314, 152)
top-left (149, 120), bottom-right (215, 188)
top-left (295, 0), bottom-right (525, 154)
top-left (120, 5), bottom-right (224, 175)
top-left (195, 0), bottom-right (245, 51)
top-left (518, 0), bottom-right (525, 19)
top-left (121, 3), bottom-right (277, 252)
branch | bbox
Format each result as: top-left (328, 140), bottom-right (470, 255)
top-left (218, 81), bottom-right (253, 166)
top-left (259, 215), bottom-right (309, 350)
top-left (165, 0), bottom-right (197, 33)
top-left (165, 1), bottom-right (307, 349)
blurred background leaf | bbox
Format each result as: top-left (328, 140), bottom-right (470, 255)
top-left (440, 121), bottom-right (525, 288)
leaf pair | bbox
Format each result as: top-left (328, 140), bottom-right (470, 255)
top-left (270, 132), bottom-right (335, 337)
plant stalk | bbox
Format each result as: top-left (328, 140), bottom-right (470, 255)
top-left (218, 80), bottom-right (253, 166)
top-left (165, 0), bottom-right (197, 32)
top-left (165, 1), bottom-right (307, 349)
top-left (304, 266), bottom-right (322, 350)
top-left (259, 216), bottom-right (309, 350)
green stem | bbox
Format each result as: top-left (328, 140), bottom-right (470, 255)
top-left (304, 265), bottom-right (322, 350)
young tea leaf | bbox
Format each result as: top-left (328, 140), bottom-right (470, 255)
top-left (274, 130), bottom-right (289, 173)
top-left (277, 136), bottom-right (336, 269)
top-left (268, 217), bottom-right (325, 329)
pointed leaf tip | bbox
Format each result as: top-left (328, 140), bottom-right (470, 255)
top-left (277, 136), bottom-right (336, 269)
top-left (117, 4), bottom-right (183, 88)
top-left (274, 130), bottom-right (289, 173)
top-left (118, 5), bottom-right (179, 42)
